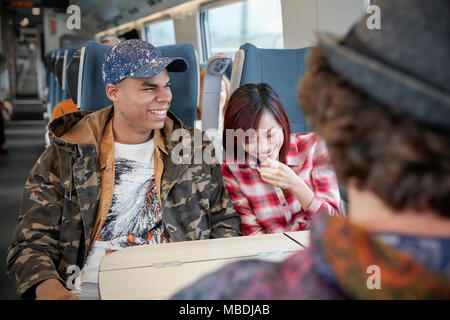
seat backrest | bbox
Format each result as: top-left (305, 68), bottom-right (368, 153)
top-left (67, 50), bottom-right (81, 105)
top-left (48, 51), bottom-right (56, 109)
top-left (202, 60), bottom-right (232, 78)
top-left (231, 43), bottom-right (312, 133)
top-left (201, 53), bottom-right (232, 164)
top-left (62, 47), bottom-right (78, 101)
top-left (55, 48), bottom-right (69, 105)
top-left (44, 53), bottom-right (52, 90)
top-left (157, 43), bottom-right (199, 127)
top-left (49, 50), bottom-right (63, 111)
top-left (53, 49), bottom-right (66, 110)
top-left (224, 60), bottom-right (233, 80)
top-left (78, 41), bottom-right (112, 111)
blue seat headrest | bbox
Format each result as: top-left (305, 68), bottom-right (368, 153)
top-left (62, 47), bottom-right (78, 102)
top-left (239, 43), bottom-right (312, 133)
top-left (79, 41), bottom-right (112, 111)
top-left (157, 43), bottom-right (198, 127)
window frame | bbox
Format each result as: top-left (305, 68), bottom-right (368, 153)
top-left (199, 0), bottom-right (283, 60)
top-left (200, 0), bottom-right (245, 60)
top-left (143, 16), bottom-right (176, 46)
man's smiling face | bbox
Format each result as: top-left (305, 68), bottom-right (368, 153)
top-left (112, 69), bottom-right (172, 134)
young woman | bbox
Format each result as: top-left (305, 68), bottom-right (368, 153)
top-left (222, 83), bottom-right (342, 235)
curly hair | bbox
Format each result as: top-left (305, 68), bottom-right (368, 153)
top-left (298, 47), bottom-right (450, 217)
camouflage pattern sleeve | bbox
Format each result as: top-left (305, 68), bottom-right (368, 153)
top-left (6, 145), bottom-right (65, 299)
top-left (208, 156), bottom-right (242, 238)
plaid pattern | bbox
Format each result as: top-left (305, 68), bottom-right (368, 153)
top-left (223, 133), bottom-right (342, 235)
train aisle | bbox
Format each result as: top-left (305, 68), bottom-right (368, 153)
top-left (0, 118), bottom-right (46, 299)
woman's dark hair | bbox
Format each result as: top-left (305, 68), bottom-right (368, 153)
top-left (223, 83), bottom-right (291, 163)
top-left (298, 46), bottom-right (450, 217)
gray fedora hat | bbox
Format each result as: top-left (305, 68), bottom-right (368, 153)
top-left (316, 0), bottom-right (450, 130)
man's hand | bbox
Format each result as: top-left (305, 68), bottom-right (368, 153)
top-left (35, 278), bottom-right (79, 300)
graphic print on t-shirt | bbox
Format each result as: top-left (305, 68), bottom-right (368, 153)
top-left (98, 158), bottom-right (170, 248)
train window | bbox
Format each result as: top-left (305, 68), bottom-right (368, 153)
top-left (201, 0), bottom-right (284, 59)
top-left (144, 19), bottom-right (176, 47)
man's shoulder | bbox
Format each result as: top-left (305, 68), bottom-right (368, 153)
top-left (49, 110), bottom-right (92, 139)
top-left (49, 106), bottom-right (113, 147)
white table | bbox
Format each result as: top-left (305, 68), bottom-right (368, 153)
top-left (98, 231), bottom-right (310, 300)
top-left (284, 230), bottom-right (311, 248)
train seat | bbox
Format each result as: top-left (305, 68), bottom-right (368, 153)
top-left (230, 43), bottom-right (312, 133)
top-left (55, 48), bottom-right (77, 105)
top-left (66, 50), bottom-right (81, 105)
top-left (48, 51), bottom-right (57, 110)
top-left (157, 42), bottom-right (199, 127)
top-left (199, 61), bottom-right (232, 79)
top-left (61, 48), bottom-right (78, 102)
top-left (53, 48), bottom-right (66, 109)
top-left (44, 53), bottom-right (52, 100)
top-left (200, 53), bottom-right (232, 164)
top-left (230, 43), bottom-right (348, 214)
top-left (224, 60), bottom-right (233, 80)
top-left (78, 41), bottom-right (112, 111)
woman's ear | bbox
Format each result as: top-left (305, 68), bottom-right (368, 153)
top-left (106, 83), bottom-right (119, 102)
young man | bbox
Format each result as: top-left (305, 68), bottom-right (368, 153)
top-left (172, 0), bottom-right (450, 299)
top-left (7, 39), bottom-right (240, 300)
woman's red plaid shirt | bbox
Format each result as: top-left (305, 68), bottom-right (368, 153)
top-left (222, 132), bottom-right (343, 236)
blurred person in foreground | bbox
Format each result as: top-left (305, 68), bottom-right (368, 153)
top-left (172, 0), bottom-right (450, 299)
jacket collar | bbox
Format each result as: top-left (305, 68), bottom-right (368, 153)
top-left (48, 105), bottom-right (113, 152)
top-left (310, 213), bottom-right (450, 299)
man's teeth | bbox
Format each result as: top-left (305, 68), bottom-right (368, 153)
top-left (149, 110), bottom-right (166, 115)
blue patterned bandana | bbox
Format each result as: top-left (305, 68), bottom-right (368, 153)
top-left (102, 39), bottom-right (188, 86)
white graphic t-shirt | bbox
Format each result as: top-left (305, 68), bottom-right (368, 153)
top-left (71, 138), bottom-right (170, 299)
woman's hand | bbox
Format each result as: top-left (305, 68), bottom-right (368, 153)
top-left (259, 158), bottom-right (300, 190)
top-left (259, 159), bottom-right (314, 209)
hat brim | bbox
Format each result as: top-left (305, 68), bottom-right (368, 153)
top-left (317, 31), bottom-right (450, 130)
top-left (129, 56), bottom-right (188, 79)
